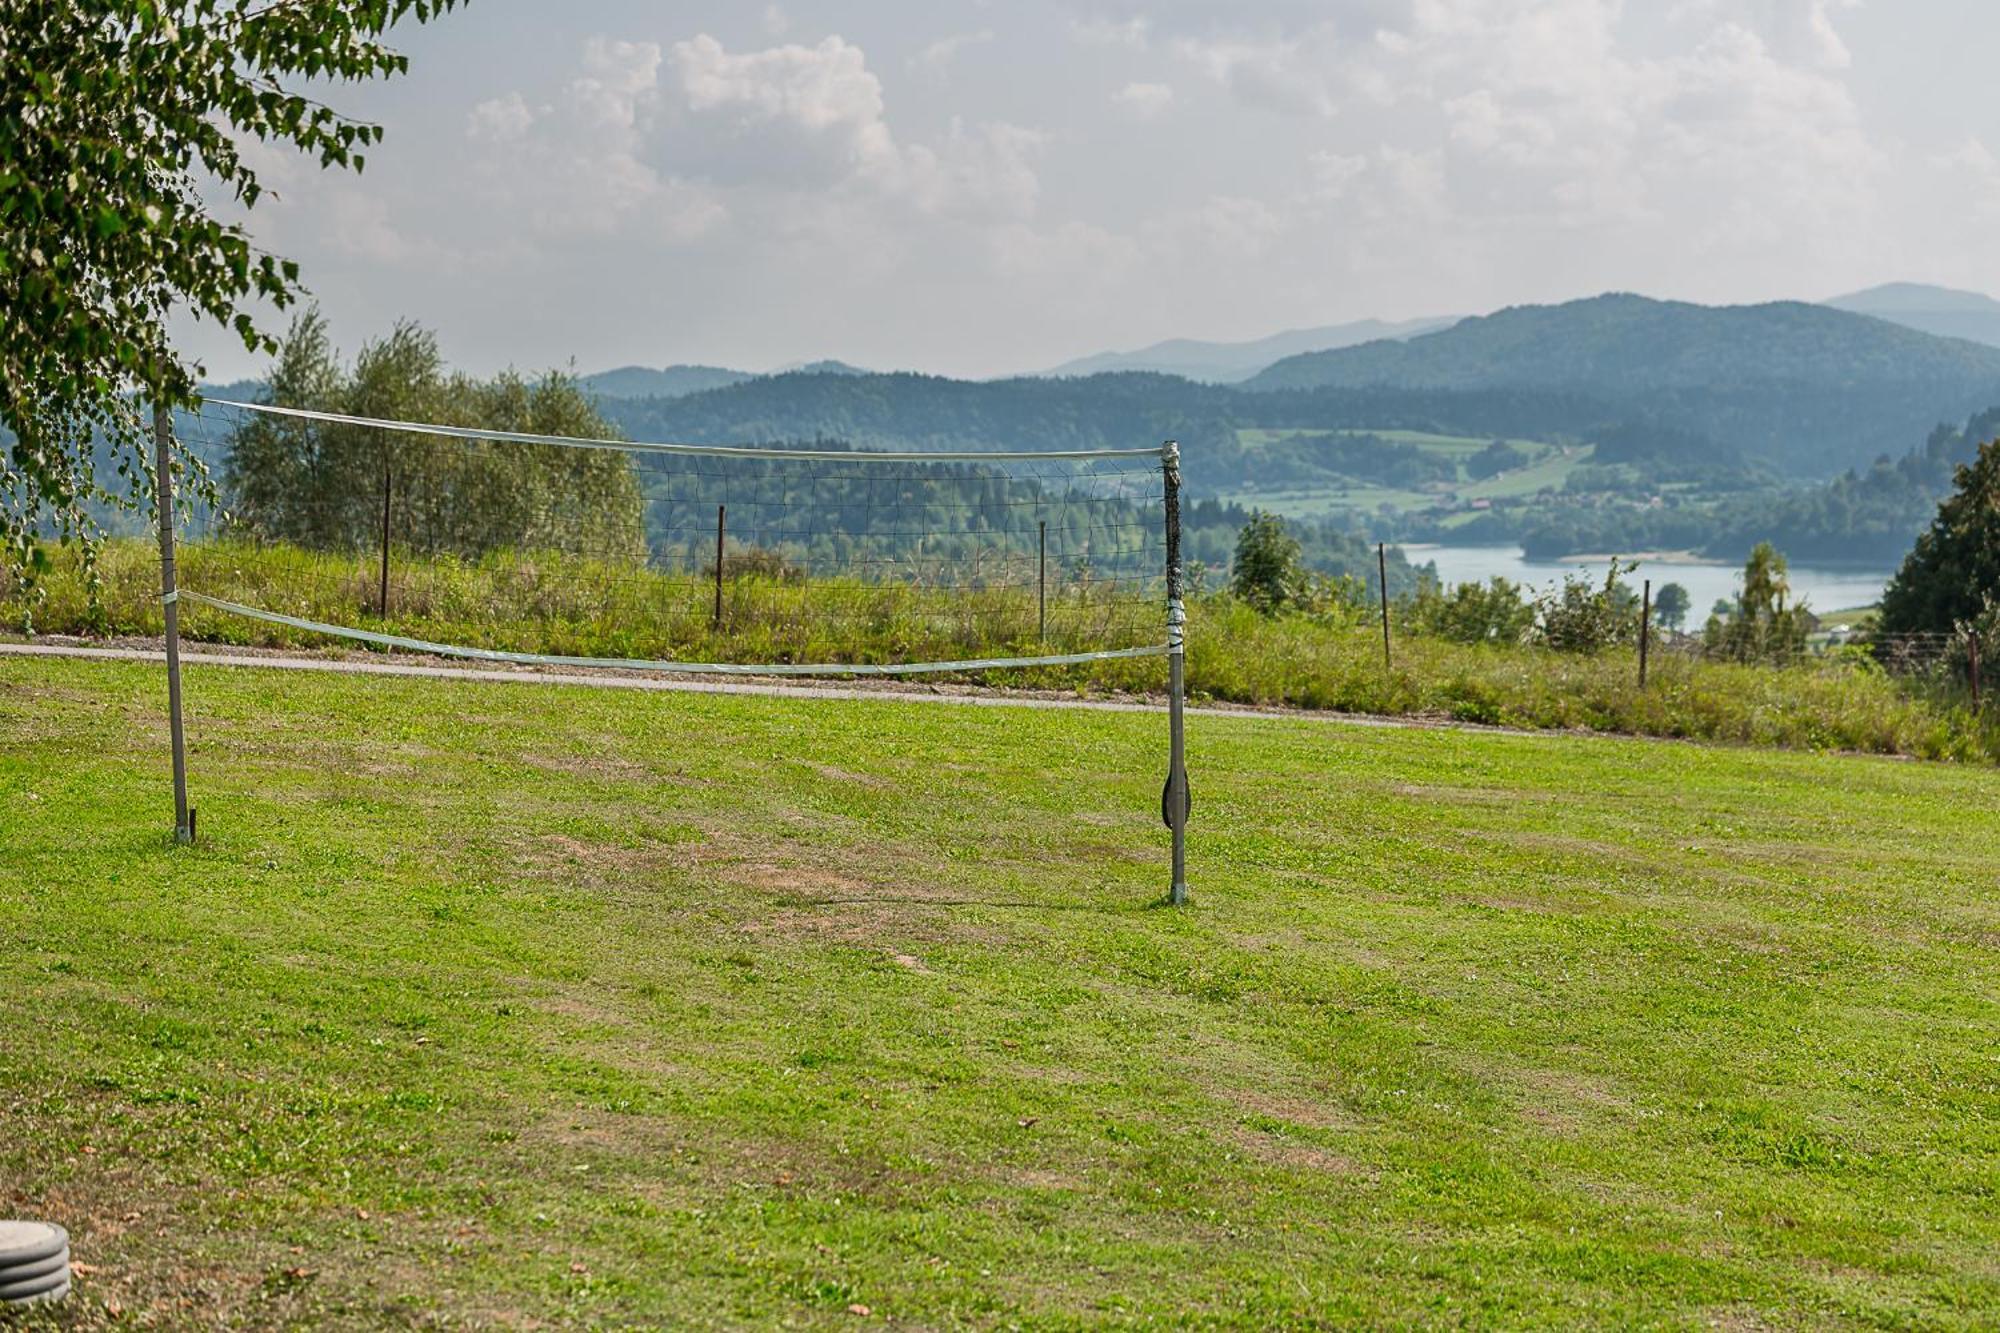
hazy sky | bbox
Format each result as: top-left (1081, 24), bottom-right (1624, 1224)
top-left (182, 0), bottom-right (2000, 382)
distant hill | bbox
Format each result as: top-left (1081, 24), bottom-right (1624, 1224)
top-left (581, 365), bottom-right (755, 399)
top-left (1244, 294), bottom-right (2000, 474)
top-left (594, 369), bottom-right (1641, 501)
top-left (1041, 316), bottom-right (1458, 383)
top-left (773, 359), bottom-right (873, 377)
top-left (1824, 282), bottom-right (2000, 349)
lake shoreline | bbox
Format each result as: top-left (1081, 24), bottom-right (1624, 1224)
top-left (1399, 543), bottom-right (1895, 611)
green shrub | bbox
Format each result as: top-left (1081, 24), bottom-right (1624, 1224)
top-left (1536, 559), bottom-right (1640, 653)
top-left (1406, 577), bottom-right (1535, 645)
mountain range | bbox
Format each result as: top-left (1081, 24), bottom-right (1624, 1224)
top-left (1240, 293), bottom-right (2000, 475)
top-left (187, 284), bottom-right (2000, 565)
top-left (1036, 316), bottom-right (1459, 382)
top-left (1245, 293), bottom-right (2000, 393)
top-left (582, 283), bottom-right (2000, 409)
top-left (578, 365), bottom-right (755, 400)
top-left (588, 292), bottom-right (2000, 483)
top-left (1824, 282), bottom-right (2000, 349)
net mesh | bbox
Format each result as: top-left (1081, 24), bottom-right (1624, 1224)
top-left (176, 399), bottom-right (1172, 675)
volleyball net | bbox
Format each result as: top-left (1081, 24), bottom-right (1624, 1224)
top-left (174, 398), bottom-right (1186, 679)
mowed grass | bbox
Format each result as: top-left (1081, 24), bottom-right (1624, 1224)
top-left (2, 657), bottom-right (1997, 1329)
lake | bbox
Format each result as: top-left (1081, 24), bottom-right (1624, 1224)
top-left (1406, 545), bottom-right (1894, 618)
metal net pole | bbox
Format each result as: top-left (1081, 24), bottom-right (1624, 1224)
top-left (154, 401), bottom-right (192, 843)
top-left (1162, 440), bottom-right (1189, 905)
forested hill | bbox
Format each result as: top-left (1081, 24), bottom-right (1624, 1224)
top-left (1244, 294), bottom-right (2000, 475)
top-left (596, 369), bottom-right (1639, 496)
top-left (579, 365), bottom-right (754, 399)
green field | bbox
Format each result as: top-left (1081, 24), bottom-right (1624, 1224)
top-left (3, 655), bottom-right (1997, 1327)
top-left (1223, 429), bottom-right (1592, 519)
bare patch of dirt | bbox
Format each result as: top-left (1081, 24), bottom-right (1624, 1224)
top-left (1500, 1065), bottom-right (1632, 1135)
top-left (505, 829), bottom-right (703, 895)
top-left (1224, 1087), bottom-right (1354, 1133)
top-left (1390, 783), bottom-right (1540, 807)
top-left (733, 862), bottom-right (876, 897)
top-left (1228, 1128), bottom-right (1366, 1175)
top-left (736, 902), bottom-right (1010, 956)
top-left (1474, 894), bottom-right (1570, 915)
top-left (520, 749), bottom-right (659, 784)
top-left (808, 762), bottom-right (888, 789)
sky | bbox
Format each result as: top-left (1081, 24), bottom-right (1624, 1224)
top-left (181, 0), bottom-right (2000, 383)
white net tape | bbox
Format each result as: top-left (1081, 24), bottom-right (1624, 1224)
top-left (172, 590), bottom-right (1169, 676)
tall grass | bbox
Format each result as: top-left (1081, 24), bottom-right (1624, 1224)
top-left (7, 538), bottom-right (1995, 762)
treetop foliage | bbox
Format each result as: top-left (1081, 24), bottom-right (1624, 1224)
top-left (225, 310), bottom-right (643, 560)
top-left (1879, 436), bottom-right (2000, 637)
top-left (1230, 510), bottom-right (1305, 614)
top-left (1, 0), bottom-right (463, 587)
top-left (1704, 542), bottom-right (1811, 664)
top-left (1227, 510), bottom-right (1369, 620)
top-left (1652, 581), bottom-right (1691, 632)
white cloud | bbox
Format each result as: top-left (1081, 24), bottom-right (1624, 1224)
top-left (647, 33), bottom-right (1044, 220)
top-left (660, 34), bottom-right (899, 187)
top-left (454, 29), bottom-right (1048, 260)
top-left (452, 36), bottom-right (725, 243)
top-left (1070, 16), bottom-right (1151, 49)
top-left (1674, 0), bottom-right (1859, 69)
top-left (1172, 34), bottom-right (1337, 117)
top-left (910, 29), bottom-right (996, 79)
top-left (1112, 81), bottom-right (1175, 120)
top-left (466, 92), bottom-right (536, 143)
top-left (898, 120), bottom-right (1047, 220)
top-left (1306, 149), bottom-right (1367, 199)
top-left (569, 37), bottom-right (663, 133)
top-left (185, 0), bottom-right (2000, 383)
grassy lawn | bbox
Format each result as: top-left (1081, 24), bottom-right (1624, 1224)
top-left (2, 655), bottom-right (1997, 1328)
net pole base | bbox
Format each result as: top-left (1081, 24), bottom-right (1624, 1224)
top-left (1167, 645), bottom-right (1189, 906)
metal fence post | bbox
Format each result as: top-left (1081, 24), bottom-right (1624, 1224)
top-left (1038, 519), bottom-right (1047, 644)
top-left (713, 503), bottom-right (726, 630)
top-left (1972, 634), bottom-right (1983, 713)
top-left (1640, 578), bottom-right (1651, 688)
top-left (1162, 441), bottom-right (1189, 906)
top-left (1377, 542), bottom-right (1392, 670)
top-left (154, 400), bottom-right (193, 843)
top-left (378, 450), bottom-right (393, 617)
